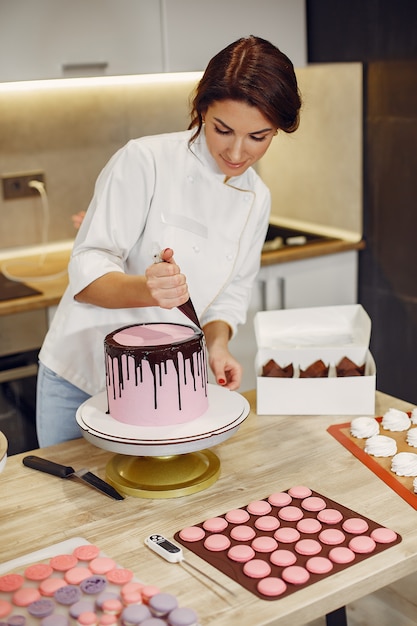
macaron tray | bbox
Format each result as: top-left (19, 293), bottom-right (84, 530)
top-left (174, 486), bottom-right (401, 600)
top-left (0, 537), bottom-right (199, 626)
top-left (328, 412), bottom-right (417, 509)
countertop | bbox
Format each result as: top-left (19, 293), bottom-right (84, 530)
top-left (260, 237), bottom-right (365, 266)
top-left (0, 248), bottom-right (70, 316)
top-left (0, 238), bottom-right (365, 317)
top-left (2, 390), bottom-right (417, 626)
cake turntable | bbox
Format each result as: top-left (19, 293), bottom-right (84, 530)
top-left (76, 384), bottom-right (250, 499)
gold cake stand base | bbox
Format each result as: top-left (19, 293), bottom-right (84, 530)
top-left (105, 450), bottom-right (221, 499)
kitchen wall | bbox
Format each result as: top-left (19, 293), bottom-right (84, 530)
top-left (0, 74), bottom-right (197, 250)
top-left (0, 64), bottom-right (361, 251)
top-left (258, 62), bottom-right (362, 240)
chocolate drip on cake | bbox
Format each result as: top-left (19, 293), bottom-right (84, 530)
top-left (105, 324), bottom-right (208, 412)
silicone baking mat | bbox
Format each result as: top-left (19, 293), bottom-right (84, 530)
top-left (327, 414), bottom-right (417, 509)
top-left (174, 487), bottom-right (401, 600)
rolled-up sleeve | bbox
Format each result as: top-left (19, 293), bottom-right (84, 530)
top-left (68, 140), bottom-right (156, 297)
top-left (69, 250), bottom-right (125, 297)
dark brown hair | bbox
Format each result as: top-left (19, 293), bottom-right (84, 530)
top-left (189, 36), bottom-right (301, 142)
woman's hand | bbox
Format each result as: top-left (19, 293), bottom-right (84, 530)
top-left (203, 320), bottom-right (242, 391)
top-left (145, 247), bottom-right (190, 310)
top-left (71, 211), bottom-right (86, 230)
top-left (209, 346), bottom-right (242, 391)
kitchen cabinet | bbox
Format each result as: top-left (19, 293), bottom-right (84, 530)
top-left (0, 308), bottom-right (44, 453)
top-left (0, 309), bottom-right (48, 382)
top-left (161, 0), bottom-right (307, 72)
top-left (0, 0), bottom-right (164, 82)
top-left (0, 0), bottom-right (306, 82)
top-left (258, 250), bottom-right (357, 311)
top-left (230, 250), bottom-right (358, 391)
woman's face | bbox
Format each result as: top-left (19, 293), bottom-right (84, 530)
top-left (204, 99), bottom-right (277, 178)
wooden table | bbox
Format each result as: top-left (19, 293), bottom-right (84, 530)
top-left (2, 391), bottom-right (417, 626)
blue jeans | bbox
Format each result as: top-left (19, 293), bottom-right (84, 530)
top-left (36, 362), bottom-right (91, 447)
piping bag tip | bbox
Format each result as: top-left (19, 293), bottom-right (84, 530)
top-left (178, 298), bottom-right (201, 329)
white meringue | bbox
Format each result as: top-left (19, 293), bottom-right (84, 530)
top-left (350, 416), bottom-right (380, 439)
top-left (406, 428), bottom-right (417, 448)
top-left (364, 435), bottom-right (397, 457)
top-left (391, 452), bottom-right (417, 476)
top-left (381, 408), bottom-right (410, 432)
top-left (411, 408), bottom-right (417, 425)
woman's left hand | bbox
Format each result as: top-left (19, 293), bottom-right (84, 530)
top-left (209, 346), bottom-right (242, 390)
top-left (71, 211), bottom-right (86, 229)
top-left (203, 320), bottom-right (242, 391)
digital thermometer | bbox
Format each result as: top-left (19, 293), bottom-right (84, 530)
top-left (145, 534), bottom-right (183, 563)
top-left (145, 534), bottom-right (234, 596)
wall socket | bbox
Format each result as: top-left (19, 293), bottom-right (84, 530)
top-left (2, 171), bottom-right (45, 200)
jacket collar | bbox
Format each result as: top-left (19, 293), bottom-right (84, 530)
top-left (189, 128), bottom-right (253, 188)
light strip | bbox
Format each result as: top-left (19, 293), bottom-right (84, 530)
top-left (0, 71), bottom-right (203, 93)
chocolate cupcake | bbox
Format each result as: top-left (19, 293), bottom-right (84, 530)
top-left (336, 356), bottom-right (365, 377)
top-left (262, 359), bottom-right (294, 378)
top-left (299, 359), bottom-right (329, 378)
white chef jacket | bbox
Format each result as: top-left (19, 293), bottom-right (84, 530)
top-left (39, 129), bottom-right (271, 395)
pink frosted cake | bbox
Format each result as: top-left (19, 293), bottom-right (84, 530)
top-left (105, 323), bottom-right (208, 426)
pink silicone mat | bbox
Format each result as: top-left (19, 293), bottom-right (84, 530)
top-left (328, 414), bottom-right (417, 510)
top-left (174, 487), bottom-right (401, 600)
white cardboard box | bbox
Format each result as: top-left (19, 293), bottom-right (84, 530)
top-left (255, 305), bottom-right (376, 415)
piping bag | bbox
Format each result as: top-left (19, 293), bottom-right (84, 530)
top-left (152, 244), bottom-right (201, 329)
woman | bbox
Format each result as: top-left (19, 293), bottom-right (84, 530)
top-left (36, 35), bottom-right (301, 446)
